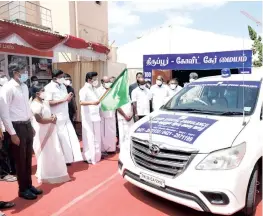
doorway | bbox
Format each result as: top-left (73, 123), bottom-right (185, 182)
top-left (172, 69), bottom-right (239, 87)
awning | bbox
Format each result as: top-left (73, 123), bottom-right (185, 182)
top-left (0, 19), bottom-right (110, 61)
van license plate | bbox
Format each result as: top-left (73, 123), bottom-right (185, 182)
top-left (140, 172), bottom-right (165, 188)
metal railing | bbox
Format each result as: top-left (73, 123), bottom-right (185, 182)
top-left (0, 1), bottom-right (53, 30)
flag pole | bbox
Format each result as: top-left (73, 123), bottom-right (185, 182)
top-left (99, 88), bottom-right (111, 102)
top-left (149, 114), bottom-right (153, 146)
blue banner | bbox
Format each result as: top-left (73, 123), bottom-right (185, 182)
top-left (143, 50), bottom-right (252, 81)
top-left (135, 114), bottom-right (218, 144)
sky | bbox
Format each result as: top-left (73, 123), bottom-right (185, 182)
top-left (108, 1), bottom-right (263, 47)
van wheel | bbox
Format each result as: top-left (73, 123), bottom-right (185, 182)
top-left (243, 165), bottom-right (259, 216)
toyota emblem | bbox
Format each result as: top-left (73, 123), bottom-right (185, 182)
top-left (149, 145), bottom-right (160, 155)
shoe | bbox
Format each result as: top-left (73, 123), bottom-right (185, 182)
top-left (0, 211), bottom-right (6, 216)
top-left (19, 189), bottom-right (37, 200)
top-left (29, 186), bottom-right (43, 195)
top-left (0, 175), bottom-right (17, 182)
top-left (0, 201), bottom-right (15, 209)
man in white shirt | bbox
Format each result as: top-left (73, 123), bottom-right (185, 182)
top-left (150, 75), bottom-right (169, 111)
top-left (167, 78), bottom-right (183, 100)
top-left (184, 72), bottom-right (198, 87)
top-left (131, 78), bottom-right (152, 121)
top-left (79, 72), bottom-right (102, 164)
top-left (0, 62), bottom-right (42, 200)
top-left (97, 76), bottom-right (116, 153)
top-left (44, 69), bottom-right (83, 166)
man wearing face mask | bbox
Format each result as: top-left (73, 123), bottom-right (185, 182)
top-left (150, 75), bottom-right (169, 111)
top-left (184, 72), bottom-right (198, 87)
top-left (97, 76), bottom-right (116, 153)
top-left (131, 77), bottom-right (152, 122)
top-left (129, 72), bottom-right (143, 99)
top-left (0, 62), bottom-right (41, 200)
top-left (64, 74), bottom-right (77, 129)
top-left (79, 72), bottom-right (102, 164)
top-left (167, 78), bottom-right (183, 100)
top-left (29, 76), bottom-right (38, 99)
top-left (44, 70), bottom-right (83, 166)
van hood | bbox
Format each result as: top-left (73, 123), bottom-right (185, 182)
top-left (130, 111), bottom-right (248, 153)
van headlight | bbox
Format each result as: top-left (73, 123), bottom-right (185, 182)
top-left (196, 142), bottom-right (246, 170)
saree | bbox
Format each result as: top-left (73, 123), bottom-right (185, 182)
top-left (31, 100), bottom-right (70, 184)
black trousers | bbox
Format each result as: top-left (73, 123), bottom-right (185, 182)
top-left (10, 122), bottom-right (33, 192)
top-left (0, 132), bottom-right (16, 177)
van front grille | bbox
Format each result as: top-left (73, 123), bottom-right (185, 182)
top-left (131, 137), bottom-right (196, 178)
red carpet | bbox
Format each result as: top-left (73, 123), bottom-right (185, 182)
top-left (0, 152), bottom-right (261, 216)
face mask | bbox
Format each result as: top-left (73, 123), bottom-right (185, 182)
top-left (64, 80), bottom-right (71, 86)
top-left (0, 77), bottom-right (8, 85)
top-left (32, 81), bottom-right (38, 86)
top-left (189, 78), bottom-right (195, 83)
top-left (39, 92), bottom-right (45, 100)
top-left (170, 84), bottom-right (177, 90)
top-left (92, 80), bottom-right (99, 87)
top-left (19, 74), bottom-right (28, 83)
top-left (104, 82), bottom-right (112, 89)
top-left (139, 84), bottom-right (146, 90)
top-left (57, 78), bottom-right (65, 84)
top-left (156, 80), bottom-right (162, 86)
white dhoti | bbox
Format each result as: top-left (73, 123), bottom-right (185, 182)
top-left (56, 118), bottom-right (83, 163)
top-left (101, 116), bottom-right (116, 152)
top-left (82, 120), bottom-right (101, 164)
top-left (118, 119), bottom-right (134, 149)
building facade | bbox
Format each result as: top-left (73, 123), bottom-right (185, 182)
top-left (0, 1), bottom-right (108, 62)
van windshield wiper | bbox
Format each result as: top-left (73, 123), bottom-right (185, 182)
top-left (166, 108), bottom-right (214, 114)
top-left (219, 111), bottom-right (244, 116)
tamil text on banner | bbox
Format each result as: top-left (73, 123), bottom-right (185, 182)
top-left (135, 114), bottom-right (218, 144)
top-left (143, 50), bottom-right (253, 81)
top-left (100, 68), bottom-right (130, 111)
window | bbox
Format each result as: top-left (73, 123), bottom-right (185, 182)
top-left (95, 1), bottom-right (101, 5)
top-left (163, 81), bottom-right (261, 116)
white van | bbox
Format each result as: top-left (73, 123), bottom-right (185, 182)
top-left (119, 74), bottom-right (262, 216)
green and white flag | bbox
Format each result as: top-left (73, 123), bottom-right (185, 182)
top-left (100, 69), bottom-right (129, 111)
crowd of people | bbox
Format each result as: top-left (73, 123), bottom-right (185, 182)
top-left (0, 61), bottom-right (198, 216)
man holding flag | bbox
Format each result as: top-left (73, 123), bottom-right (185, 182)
top-left (79, 72), bottom-right (101, 164)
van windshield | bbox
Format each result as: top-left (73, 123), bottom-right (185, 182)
top-left (162, 81), bottom-right (261, 116)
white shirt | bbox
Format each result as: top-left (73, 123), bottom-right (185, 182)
top-left (131, 87), bottom-right (152, 116)
top-left (44, 80), bottom-right (69, 120)
top-left (168, 85), bottom-right (183, 99)
top-left (150, 84), bottom-right (169, 110)
top-left (0, 85), bottom-right (5, 132)
top-left (79, 83), bottom-right (101, 122)
top-left (0, 79), bottom-right (32, 135)
top-left (96, 85), bottom-right (115, 119)
top-left (117, 102), bottom-right (133, 120)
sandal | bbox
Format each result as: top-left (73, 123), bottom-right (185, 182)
top-left (0, 201), bottom-right (15, 209)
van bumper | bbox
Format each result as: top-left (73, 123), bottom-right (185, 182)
top-left (118, 157), bottom-right (246, 216)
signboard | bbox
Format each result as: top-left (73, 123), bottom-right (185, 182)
top-left (0, 43), bottom-right (53, 58)
top-left (143, 50), bottom-right (253, 81)
top-left (135, 114), bottom-right (218, 144)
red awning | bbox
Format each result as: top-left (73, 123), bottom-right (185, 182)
top-left (0, 19), bottom-right (110, 55)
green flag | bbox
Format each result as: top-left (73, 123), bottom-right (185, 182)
top-left (100, 69), bottom-right (129, 111)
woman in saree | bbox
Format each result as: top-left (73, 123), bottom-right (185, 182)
top-left (30, 85), bottom-right (70, 184)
